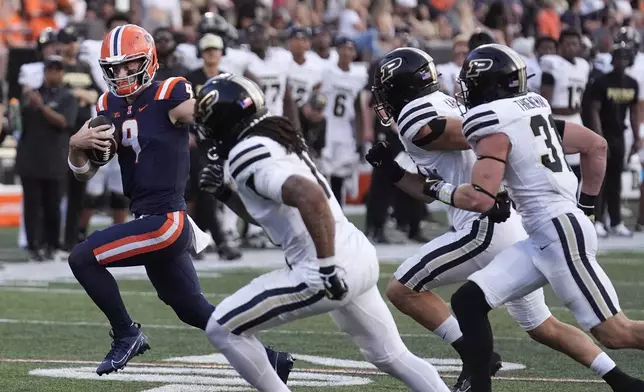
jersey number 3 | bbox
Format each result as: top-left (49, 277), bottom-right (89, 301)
top-left (122, 119), bottom-right (142, 163)
top-left (530, 114), bottom-right (569, 173)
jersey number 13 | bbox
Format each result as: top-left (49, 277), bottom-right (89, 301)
top-left (530, 114), bottom-right (570, 173)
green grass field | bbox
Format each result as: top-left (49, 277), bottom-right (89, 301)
top-left (2, 248), bottom-right (644, 391)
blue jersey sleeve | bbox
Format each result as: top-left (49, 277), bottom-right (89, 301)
top-left (153, 77), bottom-right (194, 110)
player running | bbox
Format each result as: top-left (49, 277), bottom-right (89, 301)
top-left (195, 73), bottom-right (451, 392)
top-left (368, 46), bottom-right (644, 392)
top-left (66, 24), bottom-right (293, 378)
top-left (420, 44), bottom-right (644, 392)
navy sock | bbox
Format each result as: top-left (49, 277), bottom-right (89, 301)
top-left (68, 248), bottom-right (134, 336)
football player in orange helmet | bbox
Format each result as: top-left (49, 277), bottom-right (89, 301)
top-left (66, 24), bottom-right (294, 379)
top-left (98, 24), bottom-right (159, 98)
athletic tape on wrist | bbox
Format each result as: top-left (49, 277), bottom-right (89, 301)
top-left (68, 157), bottom-right (90, 174)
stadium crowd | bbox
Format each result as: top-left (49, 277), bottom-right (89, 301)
top-left (0, 0), bottom-right (642, 261)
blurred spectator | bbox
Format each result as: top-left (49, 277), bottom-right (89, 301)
top-left (153, 27), bottom-right (189, 80)
top-left (18, 28), bottom-right (59, 91)
top-left (536, 0), bottom-right (562, 40)
top-left (561, 0), bottom-right (584, 32)
top-left (58, 25), bottom-right (102, 251)
top-left (16, 56), bottom-right (78, 261)
top-left (484, 1), bottom-right (510, 44)
top-left (79, 12), bottom-right (131, 94)
top-left (338, 0), bottom-right (367, 38)
top-left (437, 34), bottom-right (468, 96)
top-left (141, 0), bottom-right (182, 32)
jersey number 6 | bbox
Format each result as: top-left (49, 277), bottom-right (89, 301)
top-left (122, 119), bottom-right (142, 163)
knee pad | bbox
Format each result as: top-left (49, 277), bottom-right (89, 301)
top-left (451, 281), bottom-right (491, 317)
top-left (84, 194), bottom-right (105, 209)
top-left (159, 293), bottom-right (215, 330)
top-left (109, 193), bottom-right (129, 210)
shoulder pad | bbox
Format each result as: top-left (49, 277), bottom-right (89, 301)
top-left (154, 76), bottom-right (190, 100)
top-left (462, 107), bottom-right (501, 142)
top-left (539, 55), bottom-right (558, 73)
top-left (397, 99), bottom-right (438, 140)
top-left (96, 92), bottom-right (110, 113)
top-left (228, 139), bottom-right (273, 181)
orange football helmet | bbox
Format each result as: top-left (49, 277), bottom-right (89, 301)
top-left (99, 24), bottom-right (158, 97)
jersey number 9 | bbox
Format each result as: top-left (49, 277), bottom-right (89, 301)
top-left (122, 119), bottom-right (142, 163)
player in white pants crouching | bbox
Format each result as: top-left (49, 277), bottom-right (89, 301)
top-left (424, 44), bottom-right (644, 392)
top-left (194, 74), bottom-right (450, 392)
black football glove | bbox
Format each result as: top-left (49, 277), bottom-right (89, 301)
top-left (422, 169), bottom-right (448, 199)
top-left (365, 141), bottom-right (405, 182)
top-left (480, 190), bottom-right (513, 223)
top-left (199, 163), bottom-right (231, 200)
top-left (319, 265), bottom-right (348, 301)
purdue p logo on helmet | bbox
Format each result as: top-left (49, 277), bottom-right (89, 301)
top-left (465, 59), bottom-right (494, 78)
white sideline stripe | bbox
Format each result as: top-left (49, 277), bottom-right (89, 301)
top-left (0, 358), bottom-right (605, 383)
top-left (0, 318), bottom-right (528, 341)
top-left (0, 286), bottom-right (229, 298)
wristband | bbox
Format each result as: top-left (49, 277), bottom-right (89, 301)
top-left (318, 255), bottom-right (337, 268)
top-left (578, 192), bottom-right (596, 209)
top-left (68, 157), bottom-right (90, 174)
top-left (437, 183), bottom-right (456, 206)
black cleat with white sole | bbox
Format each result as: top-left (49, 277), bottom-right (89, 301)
top-left (265, 346), bottom-right (295, 384)
top-left (96, 323), bottom-right (150, 376)
top-left (452, 351), bottom-right (502, 392)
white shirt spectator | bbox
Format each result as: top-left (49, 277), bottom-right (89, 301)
top-left (337, 8), bottom-right (362, 39)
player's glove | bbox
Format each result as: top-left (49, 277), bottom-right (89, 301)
top-left (365, 141), bottom-right (406, 182)
top-left (578, 192), bottom-right (596, 222)
top-left (318, 257), bottom-right (348, 301)
top-left (199, 163), bottom-right (232, 201)
top-left (480, 190), bottom-right (513, 223)
top-left (422, 169), bottom-right (457, 205)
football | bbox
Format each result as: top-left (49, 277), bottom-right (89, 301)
top-left (86, 115), bottom-right (118, 166)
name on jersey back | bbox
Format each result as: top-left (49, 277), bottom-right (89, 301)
top-left (513, 95), bottom-right (549, 111)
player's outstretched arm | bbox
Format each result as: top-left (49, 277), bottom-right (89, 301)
top-left (396, 172), bottom-right (435, 203)
top-left (560, 121), bottom-right (607, 197)
top-left (423, 133), bottom-right (509, 213)
top-left (410, 117), bottom-right (470, 151)
top-left (281, 175), bottom-right (335, 259)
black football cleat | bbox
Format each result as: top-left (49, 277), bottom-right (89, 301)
top-left (96, 323), bottom-right (150, 376)
top-left (265, 346), bottom-right (295, 384)
top-left (452, 351), bottom-right (502, 392)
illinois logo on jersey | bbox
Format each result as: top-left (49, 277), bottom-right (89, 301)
top-left (380, 58), bottom-right (403, 82)
top-left (465, 59), bottom-right (494, 78)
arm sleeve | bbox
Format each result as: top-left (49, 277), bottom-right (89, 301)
top-left (153, 77), bottom-right (193, 111)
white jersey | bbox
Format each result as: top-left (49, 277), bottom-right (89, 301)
top-left (436, 62), bottom-right (460, 97)
top-left (289, 53), bottom-right (325, 107)
top-left (175, 43), bottom-right (253, 76)
top-left (307, 48), bottom-right (339, 68)
top-left (321, 63), bottom-right (368, 143)
top-left (539, 54), bottom-right (590, 111)
top-left (462, 92), bottom-right (579, 234)
top-left (247, 47), bottom-right (292, 116)
top-left (79, 39), bottom-right (108, 92)
top-left (226, 135), bottom-right (358, 265)
top-left (18, 62), bottom-right (44, 90)
top-left (397, 92), bottom-right (478, 231)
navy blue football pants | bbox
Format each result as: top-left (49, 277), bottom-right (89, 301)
top-left (68, 211), bottom-right (215, 332)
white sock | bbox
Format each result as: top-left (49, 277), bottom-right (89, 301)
top-left (374, 349), bottom-right (450, 392)
top-left (590, 352), bottom-right (616, 377)
top-left (206, 317), bottom-right (290, 392)
top-left (434, 316), bottom-right (463, 344)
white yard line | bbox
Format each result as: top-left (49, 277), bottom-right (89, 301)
top-left (0, 357), bottom-right (605, 384)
